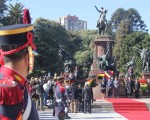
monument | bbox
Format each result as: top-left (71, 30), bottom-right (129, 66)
top-left (90, 6), bottom-right (114, 99)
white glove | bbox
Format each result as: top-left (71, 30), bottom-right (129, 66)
top-left (64, 107), bottom-right (68, 113)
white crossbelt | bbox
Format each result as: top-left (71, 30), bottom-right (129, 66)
top-left (56, 99), bottom-right (62, 102)
top-left (23, 91), bottom-right (32, 120)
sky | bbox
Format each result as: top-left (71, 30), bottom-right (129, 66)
top-left (9, 0), bottom-right (150, 32)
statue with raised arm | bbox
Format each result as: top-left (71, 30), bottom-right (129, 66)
top-left (58, 44), bottom-right (68, 62)
top-left (135, 47), bottom-right (150, 72)
top-left (95, 6), bottom-right (108, 35)
top-left (97, 50), bottom-right (109, 71)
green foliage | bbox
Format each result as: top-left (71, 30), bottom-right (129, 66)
top-left (0, 0), bottom-right (23, 25)
top-left (117, 32), bottom-right (150, 75)
top-left (0, 0), bottom-right (7, 25)
top-left (33, 18), bottom-right (76, 76)
top-left (32, 19), bottom-right (97, 77)
top-left (140, 84), bottom-right (148, 93)
top-left (7, 2), bottom-right (24, 24)
top-left (112, 8), bottom-right (150, 77)
top-left (73, 30), bottom-right (97, 76)
top-left (113, 20), bottom-right (131, 69)
top-left (74, 50), bottom-right (92, 66)
top-left (109, 8), bottom-right (148, 33)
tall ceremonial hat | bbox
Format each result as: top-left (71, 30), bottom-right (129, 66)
top-left (0, 9), bottom-right (38, 66)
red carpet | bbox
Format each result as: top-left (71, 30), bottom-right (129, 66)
top-left (106, 98), bottom-right (150, 120)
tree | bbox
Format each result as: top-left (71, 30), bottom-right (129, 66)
top-left (33, 18), bottom-right (76, 75)
top-left (73, 30), bottom-right (97, 77)
top-left (6, 2), bottom-right (24, 24)
top-left (109, 8), bottom-right (148, 33)
top-left (113, 20), bottom-right (131, 69)
top-left (118, 32), bottom-right (150, 76)
top-left (0, 0), bottom-right (7, 25)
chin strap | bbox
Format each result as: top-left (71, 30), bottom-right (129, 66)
top-left (28, 46), bottom-right (34, 74)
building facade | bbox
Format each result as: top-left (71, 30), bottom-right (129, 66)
top-left (57, 15), bottom-right (87, 31)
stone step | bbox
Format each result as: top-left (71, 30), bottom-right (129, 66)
top-left (146, 103), bottom-right (150, 111)
top-left (91, 100), bottom-right (114, 112)
top-left (91, 99), bottom-right (150, 112)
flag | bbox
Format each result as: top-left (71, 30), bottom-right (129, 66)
top-left (97, 70), bottom-right (114, 79)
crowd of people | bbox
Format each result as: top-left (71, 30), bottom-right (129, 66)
top-left (28, 74), bottom-right (150, 119)
top-left (99, 76), bottom-right (150, 99)
top-left (100, 77), bottom-right (120, 99)
top-left (28, 75), bottom-right (94, 119)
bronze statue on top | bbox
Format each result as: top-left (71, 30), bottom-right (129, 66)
top-left (95, 6), bottom-right (108, 35)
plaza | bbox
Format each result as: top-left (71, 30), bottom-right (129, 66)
top-left (39, 98), bottom-right (150, 120)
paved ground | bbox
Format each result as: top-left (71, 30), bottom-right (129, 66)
top-left (38, 111), bottom-right (127, 120)
top-left (38, 98), bottom-right (150, 120)
top-left (133, 98), bottom-right (150, 103)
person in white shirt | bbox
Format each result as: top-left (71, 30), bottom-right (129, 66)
top-left (43, 80), bottom-right (51, 105)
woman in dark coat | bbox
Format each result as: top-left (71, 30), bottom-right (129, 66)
top-left (134, 79), bottom-right (140, 98)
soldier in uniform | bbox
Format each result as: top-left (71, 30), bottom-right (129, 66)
top-left (64, 78), bottom-right (71, 119)
top-left (0, 23), bottom-right (39, 119)
top-left (54, 76), bottom-right (68, 120)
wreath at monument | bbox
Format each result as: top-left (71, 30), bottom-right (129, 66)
top-left (138, 79), bottom-right (148, 95)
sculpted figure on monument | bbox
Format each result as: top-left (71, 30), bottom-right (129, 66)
top-left (135, 47), bottom-right (150, 72)
top-left (125, 56), bottom-right (135, 77)
top-left (97, 50), bottom-right (109, 71)
top-left (58, 44), bottom-right (68, 62)
top-left (64, 60), bottom-right (72, 73)
top-left (95, 6), bottom-right (108, 35)
top-left (125, 56), bottom-right (135, 71)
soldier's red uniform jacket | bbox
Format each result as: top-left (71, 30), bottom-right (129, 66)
top-left (0, 65), bottom-right (39, 120)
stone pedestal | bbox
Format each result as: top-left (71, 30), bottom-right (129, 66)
top-left (90, 35), bottom-right (114, 98)
top-left (141, 72), bottom-right (150, 80)
top-left (93, 84), bottom-right (101, 99)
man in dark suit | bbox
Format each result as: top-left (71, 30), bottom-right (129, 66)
top-left (127, 76), bottom-right (135, 98)
top-left (82, 82), bottom-right (93, 114)
top-left (106, 78), bottom-right (114, 98)
top-left (76, 84), bottom-right (84, 112)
